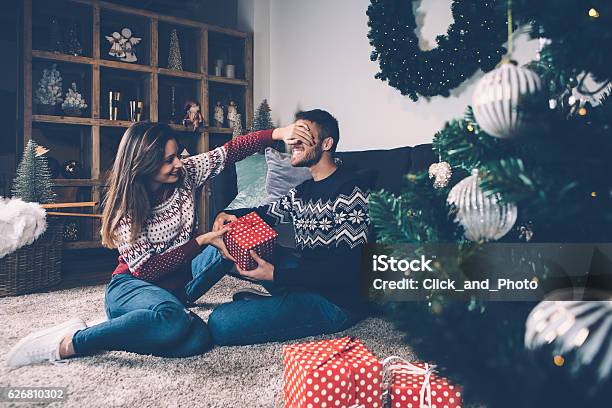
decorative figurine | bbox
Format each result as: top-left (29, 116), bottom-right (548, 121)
top-left (105, 32), bottom-right (126, 58)
top-left (119, 28), bottom-right (141, 63)
top-left (183, 100), bottom-right (204, 131)
top-left (62, 160), bottom-right (83, 179)
top-left (105, 28), bottom-right (141, 62)
top-left (227, 101), bottom-right (238, 129)
top-left (214, 101), bottom-right (224, 127)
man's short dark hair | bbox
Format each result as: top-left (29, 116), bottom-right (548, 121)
top-left (295, 109), bottom-right (340, 153)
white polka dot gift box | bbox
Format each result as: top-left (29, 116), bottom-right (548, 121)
top-left (382, 356), bottom-right (462, 408)
top-left (223, 211), bottom-right (278, 271)
top-left (282, 336), bottom-right (382, 408)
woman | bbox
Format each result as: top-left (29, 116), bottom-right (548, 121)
top-left (7, 121), bottom-right (313, 367)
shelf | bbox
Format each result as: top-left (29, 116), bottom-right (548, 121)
top-left (168, 123), bottom-right (202, 133)
top-left (52, 178), bottom-right (106, 186)
top-left (98, 119), bottom-right (135, 128)
top-left (32, 50), bottom-right (94, 65)
top-left (98, 59), bottom-right (153, 73)
top-left (208, 127), bottom-right (233, 134)
top-left (158, 67), bottom-right (203, 80)
top-left (69, 0), bottom-right (246, 37)
top-left (64, 240), bottom-right (104, 250)
top-left (208, 76), bottom-right (248, 86)
top-left (25, 0), bottom-right (253, 239)
top-left (33, 114), bottom-right (95, 125)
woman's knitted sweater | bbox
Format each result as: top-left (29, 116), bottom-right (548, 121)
top-left (111, 129), bottom-right (274, 290)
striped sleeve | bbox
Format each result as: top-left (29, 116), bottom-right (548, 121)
top-left (182, 129), bottom-right (274, 188)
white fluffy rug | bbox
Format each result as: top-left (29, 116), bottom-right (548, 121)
top-left (0, 276), bottom-right (415, 407)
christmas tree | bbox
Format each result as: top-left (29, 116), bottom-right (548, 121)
top-left (250, 99), bottom-right (274, 132)
top-left (369, 1), bottom-right (612, 406)
top-left (64, 22), bottom-right (83, 56)
top-left (49, 17), bottom-right (64, 53)
top-left (168, 29), bottom-right (183, 71)
top-left (34, 64), bottom-right (63, 107)
top-left (12, 140), bottom-right (56, 204)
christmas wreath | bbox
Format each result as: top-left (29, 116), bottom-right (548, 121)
top-left (367, 0), bottom-right (508, 101)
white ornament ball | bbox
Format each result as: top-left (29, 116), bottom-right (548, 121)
top-left (525, 298), bottom-right (612, 381)
top-left (447, 169), bottom-right (517, 242)
top-left (428, 161), bottom-right (452, 189)
top-left (472, 61), bottom-right (542, 138)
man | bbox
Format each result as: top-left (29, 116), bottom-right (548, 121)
top-left (203, 109), bottom-right (371, 346)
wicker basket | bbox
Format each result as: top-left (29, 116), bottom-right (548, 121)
top-left (0, 217), bottom-right (64, 297)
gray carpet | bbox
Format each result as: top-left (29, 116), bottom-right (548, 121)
top-left (0, 276), bottom-right (415, 408)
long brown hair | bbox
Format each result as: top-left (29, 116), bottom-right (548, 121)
top-left (101, 122), bottom-right (179, 248)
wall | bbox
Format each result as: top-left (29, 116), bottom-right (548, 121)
top-left (237, 0), bottom-right (270, 107)
top-left (240, 0), bottom-right (540, 151)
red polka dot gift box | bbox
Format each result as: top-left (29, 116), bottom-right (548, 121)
top-left (223, 211), bottom-right (278, 271)
top-left (382, 357), bottom-right (462, 408)
top-left (283, 336), bottom-right (383, 408)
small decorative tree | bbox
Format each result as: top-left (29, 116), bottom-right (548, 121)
top-left (64, 22), bottom-right (83, 56)
top-left (168, 29), bottom-right (183, 71)
top-left (12, 140), bottom-right (56, 204)
top-left (61, 82), bottom-right (88, 116)
top-left (251, 99), bottom-right (274, 132)
top-left (34, 64), bottom-right (63, 114)
top-left (49, 17), bottom-right (64, 53)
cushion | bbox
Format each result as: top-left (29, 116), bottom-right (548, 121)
top-left (225, 153), bottom-right (268, 210)
top-left (264, 147), bottom-right (312, 203)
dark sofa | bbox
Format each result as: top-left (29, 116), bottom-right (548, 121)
top-left (209, 143), bottom-right (437, 228)
top-left (334, 144), bottom-right (436, 195)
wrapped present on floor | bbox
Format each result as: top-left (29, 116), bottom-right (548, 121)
top-left (283, 336), bottom-right (383, 408)
top-left (223, 211), bottom-right (278, 271)
top-left (382, 356), bottom-right (462, 408)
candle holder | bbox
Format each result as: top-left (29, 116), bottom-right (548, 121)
top-left (109, 91), bottom-right (121, 120)
top-left (169, 86), bottom-right (178, 124)
top-left (129, 100), bottom-right (143, 122)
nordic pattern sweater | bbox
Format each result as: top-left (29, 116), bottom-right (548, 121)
top-left (111, 129), bottom-right (274, 291)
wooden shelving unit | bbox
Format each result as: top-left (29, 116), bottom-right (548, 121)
top-left (22, 0), bottom-right (254, 249)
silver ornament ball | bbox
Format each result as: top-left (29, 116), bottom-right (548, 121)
top-left (447, 169), bottom-right (517, 241)
top-left (472, 61), bottom-right (542, 138)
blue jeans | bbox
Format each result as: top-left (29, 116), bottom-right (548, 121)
top-left (71, 246), bottom-right (233, 357)
top-left (205, 247), bottom-right (363, 346)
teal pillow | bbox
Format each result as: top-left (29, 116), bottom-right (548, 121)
top-left (225, 153), bottom-right (268, 210)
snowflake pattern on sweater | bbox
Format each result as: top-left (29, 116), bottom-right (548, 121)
top-left (112, 129), bottom-right (274, 285)
top-left (225, 166), bottom-right (371, 304)
top-left (269, 185), bottom-right (370, 250)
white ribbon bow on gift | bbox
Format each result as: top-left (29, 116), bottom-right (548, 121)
top-left (382, 356), bottom-right (436, 408)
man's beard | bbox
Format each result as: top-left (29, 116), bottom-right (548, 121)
top-left (292, 142), bottom-right (324, 168)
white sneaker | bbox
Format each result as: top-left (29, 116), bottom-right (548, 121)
top-left (6, 318), bottom-right (86, 368)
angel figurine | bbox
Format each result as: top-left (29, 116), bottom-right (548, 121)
top-left (183, 100), bottom-right (204, 131)
top-left (227, 101), bottom-right (238, 129)
top-left (105, 31), bottom-right (126, 58)
top-left (119, 28), bottom-right (141, 63)
top-left (213, 101), bottom-right (224, 127)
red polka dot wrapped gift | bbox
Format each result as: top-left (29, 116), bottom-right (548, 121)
top-left (282, 336), bottom-right (383, 408)
top-left (223, 211), bottom-right (278, 271)
top-left (382, 356), bottom-right (462, 408)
